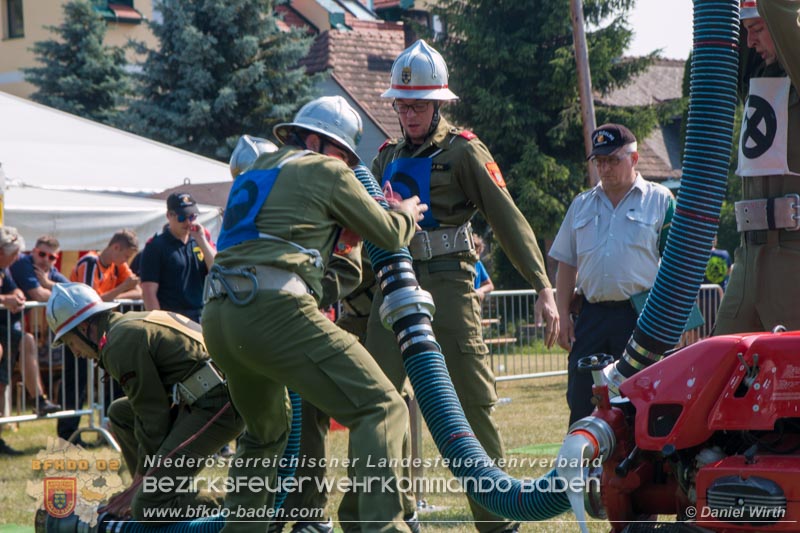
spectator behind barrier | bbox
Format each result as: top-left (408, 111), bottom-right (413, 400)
top-left (140, 193), bottom-right (215, 323)
top-left (0, 228), bottom-right (60, 456)
top-left (57, 229), bottom-right (141, 445)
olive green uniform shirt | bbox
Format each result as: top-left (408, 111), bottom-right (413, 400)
top-left (715, 0), bottom-right (800, 334)
top-left (216, 146), bottom-right (415, 300)
top-left (372, 117), bottom-right (551, 291)
top-left (99, 311), bottom-right (214, 474)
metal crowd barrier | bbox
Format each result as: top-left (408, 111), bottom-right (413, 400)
top-left (0, 299), bottom-right (144, 449)
top-left (480, 284), bottom-right (725, 381)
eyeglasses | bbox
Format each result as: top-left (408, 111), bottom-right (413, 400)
top-left (589, 153), bottom-right (633, 167)
top-left (174, 213), bottom-right (198, 223)
top-left (393, 101), bottom-right (431, 114)
top-left (36, 250), bottom-right (58, 262)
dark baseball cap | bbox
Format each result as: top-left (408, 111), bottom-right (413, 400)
top-left (588, 123), bottom-right (637, 159)
top-left (167, 192), bottom-right (199, 216)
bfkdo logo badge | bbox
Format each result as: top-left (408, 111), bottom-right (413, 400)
top-left (44, 477), bottom-right (77, 518)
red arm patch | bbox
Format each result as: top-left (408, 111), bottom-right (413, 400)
top-left (378, 139), bottom-right (392, 152)
top-left (459, 130), bottom-right (477, 141)
top-left (485, 162), bottom-right (506, 188)
top-left (334, 228), bottom-right (362, 256)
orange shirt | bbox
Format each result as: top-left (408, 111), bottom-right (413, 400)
top-left (70, 252), bottom-right (133, 296)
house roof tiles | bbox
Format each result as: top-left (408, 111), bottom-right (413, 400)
top-left (595, 59), bottom-right (686, 107)
top-left (301, 21), bottom-right (407, 138)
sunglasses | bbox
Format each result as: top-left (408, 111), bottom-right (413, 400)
top-left (36, 250), bottom-right (59, 261)
top-left (174, 213), bottom-right (198, 223)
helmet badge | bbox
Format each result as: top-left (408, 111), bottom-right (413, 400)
top-left (401, 66), bottom-right (412, 85)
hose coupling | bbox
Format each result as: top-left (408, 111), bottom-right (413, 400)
top-left (379, 286), bottom-right (436, 328)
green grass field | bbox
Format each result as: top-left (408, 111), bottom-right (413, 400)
top-left (0, 376), bottom-right (614, 532)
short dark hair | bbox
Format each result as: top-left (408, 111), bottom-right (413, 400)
top-left (108, 229), bottom-right (139, 251)
top-left (35, 235), bottom-right (60, 250)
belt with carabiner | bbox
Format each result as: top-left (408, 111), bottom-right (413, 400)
top-left (172, 361), bottom-right (225, 406)
top-left (408, 222), bottom-right (475, 261)
top-left (341, 284), bottom-right (376, 318)
top-left (734, 194), bottom-right (800, 232)
top-left (204, 264), bottom-right (311, 306)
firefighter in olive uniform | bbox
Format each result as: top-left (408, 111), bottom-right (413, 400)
top-left (46, 283), bottom-right (244, 523)
top-left (285, 201), bottom-right (419, 532)
top-left (364, 40), bottom-right (560, 533)
top-left (715, 0), bottom-right (800, 334)
top-left (227, 138), bottom-right (394, 533)
top-left (278, 226), bottom-right (380, 533)
top-left (201, 96), bottom-right (427, 533)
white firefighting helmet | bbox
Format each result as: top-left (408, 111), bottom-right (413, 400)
top-left (382, 40), bottom-right (458, 101)
top-left (740, 0), bottom-right (759, 19)
top-left (47, 283), bottom-right (119, 347)
top-left (229, 135), bottom-right (278, 178)
top-left (273, 96), bottom-right (363, 166)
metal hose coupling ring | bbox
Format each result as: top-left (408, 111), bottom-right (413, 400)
top-left (567, 416), bottom-right (617, 462)
top-left (601, 362), bottom-right (627, 398)
top-left (379, 286), bottom-right (436, 328)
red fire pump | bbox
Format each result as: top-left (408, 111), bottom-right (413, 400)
top-left (563, 330), bottom-right (800, 532)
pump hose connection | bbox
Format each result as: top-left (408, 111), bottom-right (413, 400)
top-left (602, 0), bottom-right (740, 393)
top-left (558, 0), bottom-right (741, 529)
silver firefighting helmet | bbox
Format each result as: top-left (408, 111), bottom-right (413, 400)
top-left (382, 39), bottom-right (458, 101)
top-left (46, 283), bottom-right (119, 347)
top-left (273, 96), bottom-right (363, 166)
top-left (229, 135), bottom-right (278, 178)
top-left (740, 0), bottom-right (759, 19)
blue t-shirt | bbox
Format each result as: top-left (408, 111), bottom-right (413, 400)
top-left (474, 260), bottom-right (490, 290)
top-left (140, 227), bottom-right (209, 320)
top-left (0, 268), bottom-right (22, 328)
top-left (9, 254), bottom-right (69, 294)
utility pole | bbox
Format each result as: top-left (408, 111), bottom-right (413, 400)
top-left (570, 0), bottom-right (600, 186)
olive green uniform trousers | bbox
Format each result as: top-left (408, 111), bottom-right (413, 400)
top-left (364, 257), bottom-right (510, 533)
top-left (280, 312), bottom-right (370, 520)
top-left (289, 315), bottom-right (418, 529)
top-left (203, 290), bottom-right (410, 533)
top-left (716, 175), bottom-right (800, 334)
top-left (108, 386), bottom-right (242, 522)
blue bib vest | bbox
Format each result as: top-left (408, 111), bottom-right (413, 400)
top-left (381, 157), bottom-right (439, 229)
top-left (218, 168), bottom-right (280, 252)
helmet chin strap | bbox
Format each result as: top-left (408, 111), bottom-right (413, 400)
top-left (74, 324), bottom-right (99, 354)
top-left (429, 102), bottom-right (442, 138)
top-left (288, 130), bottom-right (309, 151)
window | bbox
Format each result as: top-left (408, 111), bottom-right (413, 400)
top-left (92, 0), bottom-right (143, 24)
top-left (6, 0), bottom-right (24, 39)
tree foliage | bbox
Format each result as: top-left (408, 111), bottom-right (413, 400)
top-left (431, 0), bottom-right (678, 287)
top-left (23, 0), bottom-right (129, 123)
top-left (118, 0), bottom-right (317, 160)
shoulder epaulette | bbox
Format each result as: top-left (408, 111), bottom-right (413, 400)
top-left (378, 139), bottom-right (398, 153)
top-left (458, 130), bottom-right (478, 141)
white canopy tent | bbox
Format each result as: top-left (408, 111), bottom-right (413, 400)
top-left (0, 91), bottom-right (227, 194)
top-left (0, 91), bottom-right (230, 250)
top-left (5, 185), bottom-right (221, 251)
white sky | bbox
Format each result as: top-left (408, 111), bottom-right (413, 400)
top-left (625, 0), bottom-right (694, 59)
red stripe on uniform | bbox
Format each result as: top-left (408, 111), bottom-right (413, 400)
top-left (391, 84), bottom-right (449, 90)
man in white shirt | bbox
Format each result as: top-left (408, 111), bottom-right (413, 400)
top-left (549, 124), bottom-right (675, 425)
